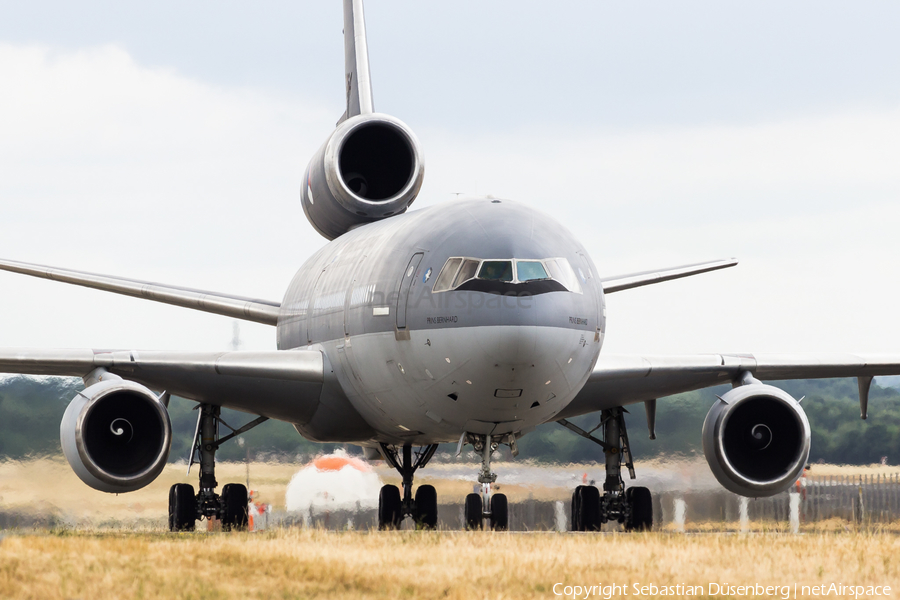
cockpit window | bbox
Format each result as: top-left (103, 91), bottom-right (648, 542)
top-left (545, 258), bottom-right (582, 294)
top-left (453, 259), bottom-right (479, 287)
top-left (432, 256), bottom-right (583, 293)
top-left (432, 257), bottom-right (461, 292)
top-left (478, 261), bottom-right (513, 282)
top-left (516, 261), bottom-right (549, 282)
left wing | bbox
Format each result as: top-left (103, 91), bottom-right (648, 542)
top-left (600, 258), bottom-right (738, 294)
top-left (0, 348), bottom-right (323, 424)
top-left (557, 353), bottom-right (900, 420)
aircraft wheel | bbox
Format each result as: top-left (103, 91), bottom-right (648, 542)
top-left (415, 484), bottom-right (438, 530)
top-left (490, 493), bottom-right (508, 531)
top-left (571, 485), bottom-right (585, 531)
top-left (169, 483), bottom-right (196, 532)
top-left (579, 486), bottom-right (601, 532)
top-left (464, 493), bottom-right (483, 530)
top-left (378, 485), bottom-right (402, 530)
top-left (625, 486), bottom-right (653, 531)
top-left (221, 483), bottom-right (249, 531)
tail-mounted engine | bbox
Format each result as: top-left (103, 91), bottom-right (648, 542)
top-left (302, 113), bottom-right (424, 240)
top-left (702, 378), bottom-right (810, 497)
top-left (60, 378), bottom-right (172, 493)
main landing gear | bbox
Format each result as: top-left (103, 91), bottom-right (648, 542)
top-left (377, 443), bottom-right (440, 529)
top-left (168, 403), bottom-right (269, 532)
top-left (558, 407), bottom-right (653, 532)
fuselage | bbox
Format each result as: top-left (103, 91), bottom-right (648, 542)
top-left (277, 198), bottom-right (605, 445)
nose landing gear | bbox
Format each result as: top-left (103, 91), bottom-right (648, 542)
top-left (558, 407), bottom-right (653, 532)
top-left (461, 433), bottom-right (510, 531)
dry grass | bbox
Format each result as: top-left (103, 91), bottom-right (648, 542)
top-left (3, 459), bottom-right (900, 598)
top-left (0, 457), bottom-right (568, 526)
top-left (2, 457), bottom-right (898, 527)
top-left (0, 457), bottom-right (299, 525)
top-left (1, 529), bottom-right (899, 599)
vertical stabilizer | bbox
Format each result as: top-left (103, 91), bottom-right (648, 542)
top-left (341, 0), bottom-right (374, 122)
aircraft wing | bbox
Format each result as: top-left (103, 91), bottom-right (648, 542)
top-left (0, 258), bottom-right (282, 325)
top-left (0, 348), bottom-right (323, 424)
top-left (557, 353), bottom-right (900, 420)
top-left (600, 258), bottom-right (738, 294)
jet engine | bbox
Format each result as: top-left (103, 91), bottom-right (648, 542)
top-left (702, 382), bottom-right (810, 497)
top-left (302, 113), bottom-right (425, 240)
top-left (60, 379), bottom-right (172, 493)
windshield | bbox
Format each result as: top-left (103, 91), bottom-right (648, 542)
top-left (432, 256), bottom-right (582, 293)
top-left (478, 261), bottom-right (513, 282)
top-left (516, 261), bottom-right (549, 282)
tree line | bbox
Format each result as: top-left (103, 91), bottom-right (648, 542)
top-left (1, 375), bottom-right (898, 465)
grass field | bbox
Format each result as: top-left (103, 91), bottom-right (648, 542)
top-left (1, 529), bottom-right (899, 599)
top-left (3, 456), bottom-right (900, 530)
top-left (0, 457), bottom-right (572, 527)
top-left (3, 458), bottom-right (900, 599)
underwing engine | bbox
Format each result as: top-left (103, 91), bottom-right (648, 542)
top-left (702, 376), bottom-right (810, 497)
top-left (301, 113), bottom-right (424, 240)
top-left (60, 378), bottom-right (172, 493)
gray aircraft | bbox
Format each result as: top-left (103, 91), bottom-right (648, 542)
top-left (1, 0), bottom-right (898, 532)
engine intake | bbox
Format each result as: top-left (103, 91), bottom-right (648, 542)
top-left (302, 113), bottom-right (424, 240)
top-left (702, 382), bottom-right (810, 497)
top-left (60, 378), bottom-right (172, 493)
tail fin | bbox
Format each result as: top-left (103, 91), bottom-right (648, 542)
top-left (340, 0), bottom-right (374, 123)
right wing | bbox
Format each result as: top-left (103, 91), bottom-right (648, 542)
top-left (0, 258), bottom-right (281, 325)
top-left (557, 353), bottom-right (900, 420)
top-left (0, 348), bottom-right (323, 424)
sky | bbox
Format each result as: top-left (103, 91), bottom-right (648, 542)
top-left (0, 1), bottom-right (899, 356)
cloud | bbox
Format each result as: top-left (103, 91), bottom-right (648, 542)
top-left (0, 43), bottom-right (331, 351)
top-left (418, 106), bottom-right (900, 354)
top-left (0, 42), bottom-right (898, 356)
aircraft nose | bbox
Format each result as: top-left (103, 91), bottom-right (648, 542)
top-left (473, 324), bottom-right (538, 367)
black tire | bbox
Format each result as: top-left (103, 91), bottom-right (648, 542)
top-left (464, 493), bottom-right (483, 530)
top-left (378, 485), bottom-right (402, 530)
top-left (168, 485), bottom-right (175, 531)
top-left (625, 486), bottom-right (653, 532)
top-left (580, 486), bottom-right (601, 532)
top-left (415, 485), bottom-right (438, 530)
top-left (221, 483), bottom-right (249, 531)
top-left (571, 485), bottom-right (584, 532)
top-left (490, 493), bottom-right (508, 531)
top-left (169, 483), bottom-right (196, 532)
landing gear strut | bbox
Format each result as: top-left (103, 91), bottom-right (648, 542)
top-left (168, 403), bottom-right (268, 532)
top-left (377, 443), bottom-right (439, 529)
top-left (559, 407), bottom-right (653, 532)
top-left (461, 433), bottom-right (510, 531)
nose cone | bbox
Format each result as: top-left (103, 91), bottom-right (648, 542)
top-left (433, 320), bottom-right (598, 431)
top-left (478, 323), bottom-right (537, 366)
top-left (404, 198), bottom-right (604, 429)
